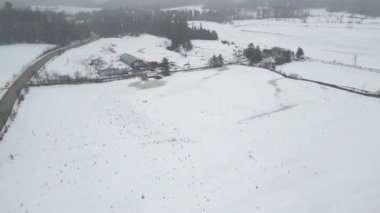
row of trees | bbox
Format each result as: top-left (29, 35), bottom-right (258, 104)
top-left (0, 2), bottom-right (219, 49)
top-left (0, 3), bottom-right (90, 45)
top-left (243, 43), bottom-right (305, 66)
top-left (88, 9), bottom-right (218, 50)
top-left (243, 43), bottom-right (262, 65)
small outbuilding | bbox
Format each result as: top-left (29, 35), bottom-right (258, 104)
top-left (120, 53), bottom-right (147, 70)
top-left (98, 68), bottom-right (127, 78)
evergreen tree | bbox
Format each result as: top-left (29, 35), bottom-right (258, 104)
top-left (209, 55), bottom-right (218, 67)
top-left (217, 54), bottom-right (224, 66)
top-left (244, 44), bottom-right (263, 65)
top-left (161, 57), bottom-right (170, 76)
top-left (296, 47), bottom-right (305, 59)
top-left (243, 43), bottom-right (255, 60)
top-left (252, 46), bottom-right (263, 64)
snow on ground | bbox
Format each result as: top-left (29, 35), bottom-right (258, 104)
top-left (38, 10), bottom-right (380, 91)
top-left (42, 34), bottom-right (236, 78)
top-left (307, 8), bottom-right (380, 25)
top-left (31, 5), bottom-right (101, 15)
top-left (278, 61), bottom-right (380, 93)
top-left (162, 5), bottom-right (208, 13)
top-left (0, 43), bottom-right (54, 91)
top-left (196, 11), bottom-right (380, 69)
top-left (1, 65), bottom-right (380, 212)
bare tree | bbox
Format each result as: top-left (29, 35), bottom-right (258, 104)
top-left (353, 54), bottom-right (358, 67)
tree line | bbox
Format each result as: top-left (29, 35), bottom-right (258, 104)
top-left (88, 8), bottom-right (218, 50)
top-left (0, 2), bottom-right (218, 49)
top-left (0, 2), bottom-right (90, 45)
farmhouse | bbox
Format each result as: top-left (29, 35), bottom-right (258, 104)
top-left (236, 7), bottom-right (304, 20)
top-left (262, 47), bottom-right (292, 65)
top-left (120, 53), bottom-right (147, 70)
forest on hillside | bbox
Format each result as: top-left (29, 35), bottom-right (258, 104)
top-left (0, 2), bottom-right (218, 48)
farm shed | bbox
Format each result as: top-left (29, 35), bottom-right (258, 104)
top-left (120, 53), bottom-right (147, 70)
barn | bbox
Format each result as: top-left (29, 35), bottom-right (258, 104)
top-left (120, 53), bottom-right (147, 70)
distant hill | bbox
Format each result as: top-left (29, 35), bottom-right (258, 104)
top-left (0, 0), bottom-right (100, 8)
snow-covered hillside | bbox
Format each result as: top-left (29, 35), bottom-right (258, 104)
top-left (1, 65), bottom-right (380, 212)
top-left (31, 5), bottom-right (101, 15)
top-left (0, 44), bottom-right (54, 93)
top-left (41, 34), bottom-right (236, 78)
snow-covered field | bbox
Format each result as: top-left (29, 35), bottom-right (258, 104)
top-left (307, 9), bottom-right (380, 26)
top-left (41, 34), bottom-right (236, 78)
top-left (186, 9), bottom-right (380, 90)
top-left (278, 61), bottom-right (380, 93)
top-left (1, 7), bottom-right (380, 212)
top-left (0, 44), bottom-right (53, 91)
top-left (1, 65), bottom-right (380, 212)
top-left (39, 8), bottom-right (380, 88)
top-left (197, 9), bottom-right (380, 69)
top-left (31, 5), bottom-right (102, 15)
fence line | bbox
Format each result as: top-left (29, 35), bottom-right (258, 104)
top-left (29, 66), bottom-right (217, 87)
top-left (30, 61), bottom-right (380, 99)
top-left (308, 58), bottom-right (380, 74)
top-left (259, 65), bottom-right (380, 98)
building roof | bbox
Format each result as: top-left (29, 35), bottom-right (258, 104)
top-left (120, 53), bottom-right (141, 66)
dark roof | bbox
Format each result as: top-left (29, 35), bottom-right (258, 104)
top-left (271, 47), bottom-right (288, 52)
top-left (120, 53), bottom-right (141, 65)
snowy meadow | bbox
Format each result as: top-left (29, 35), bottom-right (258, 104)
top-left (1, 5), bottom-right (380, 213)
top-left (1, 66), bottom-right (380, 212)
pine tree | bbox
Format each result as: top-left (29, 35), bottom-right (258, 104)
top-left (296, 47), bottom-right (305, 59)
top-left (243, 43), bottom-right (255, 60)
top-left (253, 46), bottom-right (263, 63)
top-left (209, 55), bottom-right (218, 67)
top-left (244, 44), bottom-right (263, 65)
top-left (161, 57), bottom-right (170, 76)
top-left (217, 54), bottom-right (224, 66)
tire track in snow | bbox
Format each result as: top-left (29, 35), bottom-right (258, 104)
top-left (237, 104), bottom-right (299, 124)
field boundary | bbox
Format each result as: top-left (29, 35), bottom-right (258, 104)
top-left (261, 65), bottom-right (380, 98)
top-left (308, 58), bottom-right (380, 74)
top-left (29, 61), bottom-right (380, 99)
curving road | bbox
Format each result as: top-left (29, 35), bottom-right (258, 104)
top-left (0, 38), bottom-right (96, 132)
